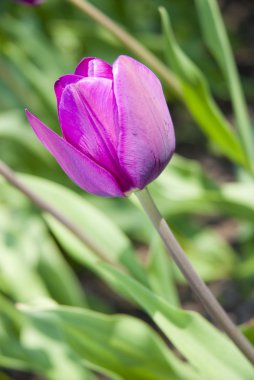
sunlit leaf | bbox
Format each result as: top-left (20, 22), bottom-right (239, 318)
top-left (19, 175), bottom-right (148, 287)
top-left (98, 264), bottom-right (254, 380)
top-left (21, 304), bottom-right (201, 380)
top-left (159, 7), bottom-right (247, 168)
top-left (195, 0), bottom-right (254, 166)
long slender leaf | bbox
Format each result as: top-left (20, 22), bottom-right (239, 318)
top-left (21, 304), bottom-right (201, 380)
top-left (19, 174), bottom-right (148, 286)
top-left (0, 192), bottom-right (87, 307)
top-left (195, 0), bottom-right (254, 166)
top-left (0, 110), bottom-right (50, 164)
top-left (147, 234), bottom-right (180, 306)
top-left (0, 297), bottom-right (95, 380)
top-left (98, 264), bottom-right (254, 380)
top-left (159, 7), bottom-right (247, 168)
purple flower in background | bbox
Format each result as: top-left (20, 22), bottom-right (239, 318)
top-left (15, 0), bottom-right (44, 5)
top-left (27, 56), bottom-right (175, 197)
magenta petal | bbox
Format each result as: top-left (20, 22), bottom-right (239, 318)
top-left (26, 111), bottom-right (124, 197)
top-left (75, 57), bottom-right (113, 79)
top-left (15, 0), bottom-right (44, 5)
top-left (113, 55), bottom-right (175, 189)
top-left (54, 74), bottom-right (83, 111)
top-left (58, 77), bottom-right (120, 177)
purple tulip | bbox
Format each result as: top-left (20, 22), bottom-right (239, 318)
top-left (27, 56), bottom-right (175, 197)
top-left (15, 0), bottom-right (44, 5)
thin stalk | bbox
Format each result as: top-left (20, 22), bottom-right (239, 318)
top-left (68, 0), bottom-right (181, 95)
top-left (0, 160), bottom-right (121, 269)
top-left (136, 187), bottom-right (254, 366)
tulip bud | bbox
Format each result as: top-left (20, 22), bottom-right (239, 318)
top-left (27, 56), bottom-right (175, 197)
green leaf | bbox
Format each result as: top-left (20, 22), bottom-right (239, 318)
top-left (0, 207), bottom-right (50, 301)
top-left (147, 234), bottom-right (179, 306)
top-left (19, 175), bottom-right (148, 287)
top-left (152, 155), bottom-right (254, 224)
top-left (0, 296), bottom-right (94, 380)
top-left (0, 297), bottom-right (44, 375)
top-left (175, 227), bottom-right (236, 282)
top-left (21, 314), bottom-right (96, 380)
top-left (4, 45), bottom-right (55, 111)
top-left (98, 264), bottom-right (254, 380)
top-left (242, 322), bottom-right (254, 347)
top-left (195, 0), bottom-right (254, 166)
top-left (35, 224), bottom-right (87, 307)
top-left (0, 110), bottom-right (50, 164)
top-left (221, 183), bottom-right (254, 219)
top-left (21, 304), bottom-right (201, 380)
top-left (151, 155), bottom-right (219, 216)
top-left (0, 191), bottom-right (87, 307)
top-left (1, 16), bottom-right (69, 76)
top-left (159, 7), bottom-right (247, 168)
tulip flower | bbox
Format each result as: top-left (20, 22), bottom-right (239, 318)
top-left (27, 56), bottom-right (175, 197)
top-left (15, 0), bottom-right (44, 4)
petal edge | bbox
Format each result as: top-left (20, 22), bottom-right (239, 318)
top-left (54, 74), bottom-right (83, 111)
top-left (26, 110), bottom-right (124, 197)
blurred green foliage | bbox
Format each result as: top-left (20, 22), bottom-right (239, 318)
top-left (0, 0), bottom-right (254, 379)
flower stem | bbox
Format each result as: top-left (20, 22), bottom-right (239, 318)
top-left (136, 187), bottom-right (254, 366)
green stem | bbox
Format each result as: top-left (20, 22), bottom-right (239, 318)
top-left (136, 187), bottom-right (254, 366)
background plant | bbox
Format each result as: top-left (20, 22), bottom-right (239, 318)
top-left (0, 0), bottom-right (254, 379)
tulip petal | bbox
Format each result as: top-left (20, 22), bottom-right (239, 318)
top-left (54, 74), bottom-right (83, 111)
top-left (113, 55), bottom-right (175, 189)
top-left (26, 111), bottom-right (124, 197)
top-left (58, 77), bottom-right (122, 179)
top-left (75, 57), bottom-right (113, 79)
